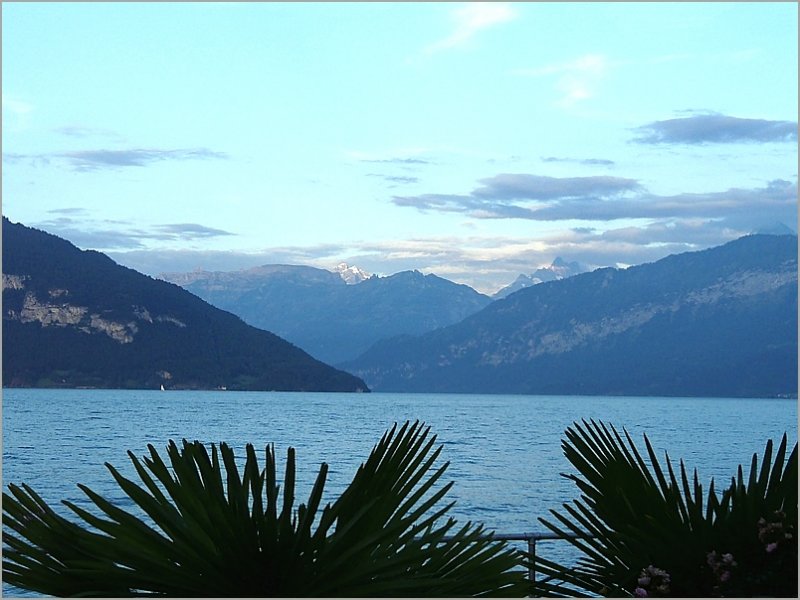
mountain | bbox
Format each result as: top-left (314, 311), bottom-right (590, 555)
top-left (493, 257), bottom-right (587, 299)
top-left (161, 268), bottom-right (492, 365)
top-left (332, 262), bottom-right (371, 284)
top-left (2, 218), bottom-right (368, 392)
top-left (343, 235), bottom-right (798, 398)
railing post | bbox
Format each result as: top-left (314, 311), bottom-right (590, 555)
top-left (528, 535), bottom-right (536, 583)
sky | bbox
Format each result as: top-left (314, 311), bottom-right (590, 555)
top-left (2, 2), bottom-right (798, 294)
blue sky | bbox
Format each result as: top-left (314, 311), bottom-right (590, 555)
top-left (3, 2), bottom-right (797, 293)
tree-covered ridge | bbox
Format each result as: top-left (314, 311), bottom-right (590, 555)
top-left (2, 218), bottom-right (368, 392)
top-left (345, 234), bottom-right (798, 397)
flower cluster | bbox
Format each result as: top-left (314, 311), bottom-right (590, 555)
top-left (633, 565), bottom-right (671, 597)
top-left (706, 550), bottom-right (737, 588)
top-left (757, 510), bottom-right (793, 554)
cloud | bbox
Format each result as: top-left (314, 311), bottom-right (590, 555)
top-left (47, 207), bottom-right (90, 216)
top-left (393, 173), bottom-right (642, 219)
top-left (472, 174), bottom-right (638, 200)
top-left (542, 156), bottom-right (615, 166)
top-left (368, 174), bottom-right (420, 185)
top-left (424, 2), bottom-right (515, 54)
top-left (6, 147), bottom-right (229, 171)
top-left (157, 223), bottom-right (235, 240)
top-left (2, 94), bottom-right (34, 130)
top-left (110, 243), bottom-right (354, 278)
top-left (633, 114), bottom-right (798, 144)
top-left (513, 54), bottom-right (610, 107)
top-left (34, 220), bottom-right (150, 250)
top-left (57, 148), bottom-right (229, 171)
top-left (53, 125), bottom-right (127, 142)
top-left (32, 217), bottom-right (235, 251)
top-left (392, 172), bottom-right (796, 225)
top-left (105, 212), bottom-right (796, 296)
top-left (514, 52), bottom-right (755, 110)
top-left (360, 157), bottom-right (432, 165)
top-left (3, 152), bottom-right (51, 167)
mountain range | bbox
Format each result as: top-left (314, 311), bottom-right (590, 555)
top-left (4, 217), bottom-right (795, 398)
top-left (341, 234), bottom-right (798, 398)
top-left (160, 266), bottom-right (492, 365)
top-left (2, 218), bottom-right (368, 392)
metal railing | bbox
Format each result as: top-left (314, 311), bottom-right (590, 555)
top-left (441, 530), bottom-right (592, 588)
top-left (489, 531), bottom-right (589, 584)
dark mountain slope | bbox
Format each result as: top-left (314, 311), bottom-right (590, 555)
top-left (163, 267), bottom-right (491, 365)
top-left (2, 218), bottom-right (368, 392)
top-left (344, 235), bottom-right (797, 398)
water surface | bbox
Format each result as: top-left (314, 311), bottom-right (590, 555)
top-left (3, 389), bottom-right (796, 595)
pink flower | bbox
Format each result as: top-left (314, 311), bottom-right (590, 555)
top-left (766, 542), bottom-right (778, 553)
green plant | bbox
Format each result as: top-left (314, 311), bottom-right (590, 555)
top-left (3, 420), bottom-right (528, 597)
top-left (529, 420), bottom-right (797, 597)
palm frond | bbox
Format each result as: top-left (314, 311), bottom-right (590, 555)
top-left (3, 420), bottom-right (528, 597)
top-left (530, 420), bottom-right (797, 598)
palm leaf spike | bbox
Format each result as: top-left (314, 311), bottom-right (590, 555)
top-left (278, 446), bottom-right (296, 537)
top-left (622, 427), bottom-right (659, 489)
top-left (705, 477), bottom-right (719, 522)
top-left (665, 453), bottom-right (691, 524)
top-left (766, 434), bottom-right (787, 499)
top-left (293, 458), bottom-right (329, 542)
top-left (243, 444), bottom-right (265, 522)
top-left (756, 437), bottom-right (775, 497)
top-left (642, 432), bottom-right (674, 503)
top-left (782, 439), bottom-right (798, 521)
top-left (263, 442), bottom-right (280, 533)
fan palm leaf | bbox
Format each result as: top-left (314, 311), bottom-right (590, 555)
top-left (3, 420), bottom-right (528, 597)
top-left (529, 419), bottom-right (797, 597)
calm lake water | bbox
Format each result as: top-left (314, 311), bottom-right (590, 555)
top-left (2, 389), bottom-right (797, 596)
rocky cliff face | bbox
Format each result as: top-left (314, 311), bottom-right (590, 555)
top-left (344, 235), bottom-right (798, 398)
top-left (3, 275), bottom-right (190, 344)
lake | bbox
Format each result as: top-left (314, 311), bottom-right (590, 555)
top-left (2, 389), bottom-right (797, 596)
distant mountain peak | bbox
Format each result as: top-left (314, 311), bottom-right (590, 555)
top-left (493, 257), bottom-right (588, 299)
top-left (332, 263), bottom-right (371, 284)
top-left (752, 222), bottom-right (796, 236)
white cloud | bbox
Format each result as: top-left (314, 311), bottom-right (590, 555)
top-left (2, 94), bottom-right (34, 131)
top-left (424, 2), bottom-right (515, 55)
top-left (514, 54), bottom-right (611, 107)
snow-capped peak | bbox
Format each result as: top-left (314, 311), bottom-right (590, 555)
top-left (332, 262), bottom-right (371, 284)
top-left (492, 257), bottom-right (588, 299)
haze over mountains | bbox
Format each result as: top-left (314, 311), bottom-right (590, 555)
top-left (342, 234), bottom-right (797, 398)
top-left (2, 218), bottom-right (368, 392)
top-left (161, 266), bottom-right (492, 365)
